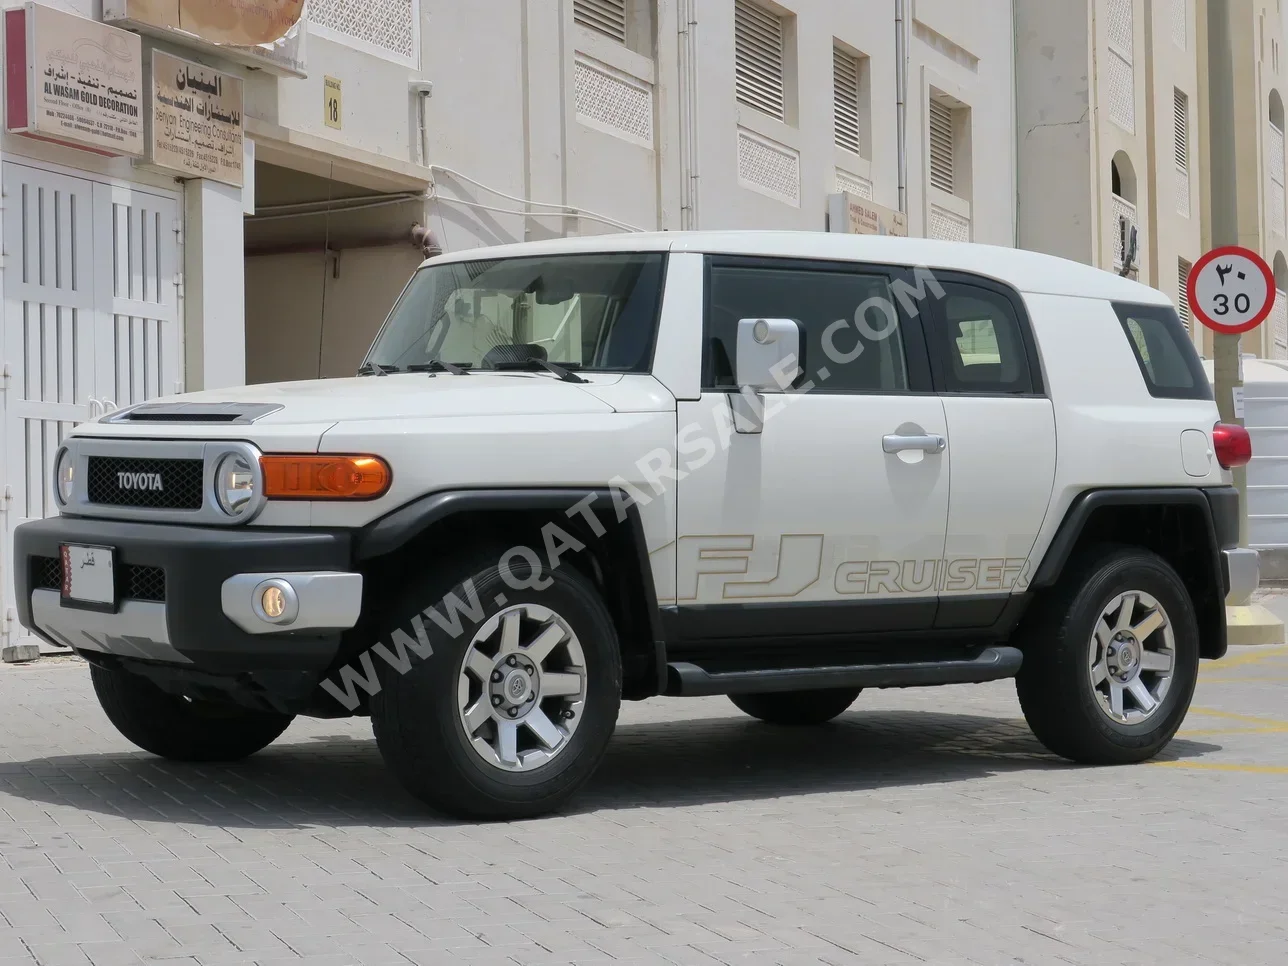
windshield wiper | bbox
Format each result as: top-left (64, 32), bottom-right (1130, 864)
top-left (358, 362), bottom-right (398, 376)
top-left (490, 359), bottom-right (588, 383)
top-left (408, 360), bottom-right (471, 376)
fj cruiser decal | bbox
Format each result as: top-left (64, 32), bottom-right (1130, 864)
top-left (677, 534), bottom-right (1033, 601)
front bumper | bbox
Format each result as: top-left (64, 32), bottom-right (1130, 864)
top-left (14, 516), bottom-right (359, 675)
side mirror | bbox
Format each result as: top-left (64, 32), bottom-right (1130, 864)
top-left (735, 318), bottom-right (802, 393)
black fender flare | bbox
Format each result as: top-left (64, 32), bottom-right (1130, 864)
top-left (1029, 486), bottom-right (1236, 660)
top-left (355, 487), bottom-right (667, 694)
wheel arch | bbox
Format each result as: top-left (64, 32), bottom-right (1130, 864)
top-left (352, 488), bottom-right (667, 699)
top-left (1028, 487), bottom-right (1230, 660)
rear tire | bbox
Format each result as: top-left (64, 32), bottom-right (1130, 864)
top-left (369, 550), bottom-right (622, 821)
top-left (1016, 545), bottom-right (1199, 765)
top-left (729, 687), bottom-right (862, 726)
top-left (90, 664), bottom-right (293, 762)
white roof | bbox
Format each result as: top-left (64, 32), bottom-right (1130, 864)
top-left (422, 231), bottom-right (1172, 305)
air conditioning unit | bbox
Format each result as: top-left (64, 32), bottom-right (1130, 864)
top-left (1119, 216), bottom-right (1139, 277)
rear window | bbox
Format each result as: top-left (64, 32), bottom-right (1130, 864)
top-left (1111, 302), bottom-right (1213, 401)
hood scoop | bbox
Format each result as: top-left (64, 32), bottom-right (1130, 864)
top-left (106, 402), bottom-right (284, 424)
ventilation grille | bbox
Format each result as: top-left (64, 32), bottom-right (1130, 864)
top-left (1107, 51), bottom-right (1135, 133)
top-left (1172, 0), bottom-right (1187, 50)
top-left (31, 556), bottom-right (166, 602)
top-left (1177, 258), bottom-right (1193, 331)
top-left (929, 99), bottom-right (955, 194)
top-left (835, 169), bottom-right (873, 199)
top-left (1108, 0), bottom-right (1134, 57)
top-left (735, 0), bottom-right (785, 120)
top-left (309, 0), bottom-right (417, 63)
top-left (928, 205), bottom-right (969, 242)
top-left (574, 56), bottom-right (654, 145)
top-left (1174, 89), bottom-right (1190, 217)
top-left (737, 128), bottom-right (800, 206)
top-left (1271, 121), bottom-right (1286, 237)
top-left (833, 45), bottom-right (862, 155)
top-left (574, 0), bottom-right (627, 43)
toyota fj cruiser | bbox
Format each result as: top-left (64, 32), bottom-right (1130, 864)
top-left (14, 231), bottom-right (1256, 820)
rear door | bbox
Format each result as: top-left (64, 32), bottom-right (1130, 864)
top-left (916, 273), bottom-right (1057, 628)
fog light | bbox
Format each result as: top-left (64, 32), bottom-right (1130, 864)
top-left (261, 585), bottom-right (286, 619)
top-left (252, 579), bottom-right (298, 625)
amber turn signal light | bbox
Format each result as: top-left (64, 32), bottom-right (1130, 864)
top-left (260, 455), bottom-right (391, 500)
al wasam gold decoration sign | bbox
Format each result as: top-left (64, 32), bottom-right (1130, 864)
top-left (149, 50), bottom-right (244, 187)
top-left (4, 3), bottom-right (144, 157)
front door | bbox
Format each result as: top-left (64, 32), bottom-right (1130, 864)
top-left (670, 255), bottom-right (950, 647)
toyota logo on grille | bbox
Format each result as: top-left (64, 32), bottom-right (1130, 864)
top-left (117, 471), bottom-right (164, 492)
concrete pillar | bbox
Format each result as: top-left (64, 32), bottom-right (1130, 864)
top-left (183, 179), bottom-right (245, 392)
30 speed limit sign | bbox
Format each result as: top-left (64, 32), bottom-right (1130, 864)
top-left (1186, 245), bottom-right (1276, 335)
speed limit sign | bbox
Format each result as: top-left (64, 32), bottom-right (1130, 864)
top-left (1187, 245), bottom-right (1276, 335)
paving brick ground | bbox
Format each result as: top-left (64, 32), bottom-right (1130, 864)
top-left (1, 641), bottom-right (1286, 966)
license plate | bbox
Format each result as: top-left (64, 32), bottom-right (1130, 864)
top-left (60, 544), bottom-right (116, 609)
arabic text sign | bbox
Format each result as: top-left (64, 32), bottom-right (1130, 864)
top-left (1187, 246), bottom-right (1276, 336)
top-left (5, 3), bottom-right (144, 156)
top-left (150, 50), bottom-right (244, 187)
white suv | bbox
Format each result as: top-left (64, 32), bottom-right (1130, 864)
top-left (14, 231), bottom-right (1256, 820)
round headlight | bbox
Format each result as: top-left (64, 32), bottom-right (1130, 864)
top-left (55, 448), bottom-right (74, 504)
top-left (215, 453), bottom-right (257, 516)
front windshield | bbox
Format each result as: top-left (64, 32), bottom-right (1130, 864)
top-left (365, 252), bottom-right (667, 373)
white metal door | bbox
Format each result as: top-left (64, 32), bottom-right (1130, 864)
top-left (1, 163), bottom-right (182, 651)
top-left (1, 164), bottom-right (96, 650)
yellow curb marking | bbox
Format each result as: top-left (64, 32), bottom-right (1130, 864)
top-left (1200, 647), bottom-right (1288, 671)
top-left (1188, 707), bottom-right (1288, 727)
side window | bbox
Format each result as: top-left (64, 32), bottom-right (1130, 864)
top-left (705, 263), bottom-right (910, 392)
top-left (932, 282), bottom-right (1036, 394)
top-left (1111, 301), bottom-right (1213, 400)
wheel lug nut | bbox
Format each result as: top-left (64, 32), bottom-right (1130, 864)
top-left (491, 696), bottom-right (502, 706)
top-left (491, 671), bottom-right (503, 683)
top-left (507, 656), bottom-right (517, 667)
top-left (507, 708), bottom-right (518, 717)
top-left (526, 693), bottom-right (535, 703)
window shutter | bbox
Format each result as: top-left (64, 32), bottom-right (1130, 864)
top-left (1173, 89), bottom-right (1188, 169)
top-left (574, 0), bottom-right (627, 44)
top-left (735, 0), bottom-right (785, 120)
top-left (1177, 257), bottom-right (1193, 331)
top-left (929, 99), bottom-right (954, 194)
top-left (833, 46), bottom-right (861, 155)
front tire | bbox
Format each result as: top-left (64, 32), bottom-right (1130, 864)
top-left (370, 551), bottom-right (622, 821)
top-left (90, 664), bottom-right (294, 762)
top-left (729, 687), bottom-right (862, 725)
top-left (1016, 546), bottom-right (1199, 765)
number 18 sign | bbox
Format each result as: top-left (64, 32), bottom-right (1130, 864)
top-left (1187, 245), bottom-right (1276, 335)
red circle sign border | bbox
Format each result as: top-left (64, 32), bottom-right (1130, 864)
top-left (1186, 245), bottom-right (1276, 335)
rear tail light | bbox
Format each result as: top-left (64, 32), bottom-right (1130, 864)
top-left (1212, 422), bottom-right (1252, 469)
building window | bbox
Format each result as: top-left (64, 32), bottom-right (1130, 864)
top-left (1177, 257), bottom-right (1193, 332)
top-left (927, 91), bottom-right (972, 241)
top-left (575, 0), bottom-right (627, 43)
top-left (1107, 0), bottom-right (1135, 133)
top-left (833, 44), bottom-right (866, 156)
top-left (1171, 0), bottom-right (1186, 50)
top-left (308, 0), bottom-right (419, 67)
top-left (1174, 88), bottom-right (1190, 218)
top-left (735, 0), bottom-right (786, 121)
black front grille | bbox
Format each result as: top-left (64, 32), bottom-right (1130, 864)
top-left (86, 456), bottom-right (204, 510)
top-left (31, 556), bottom-right (166, 602)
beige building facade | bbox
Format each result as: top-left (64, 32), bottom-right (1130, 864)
top-left (1016, 0), bottom-right (1288, 359)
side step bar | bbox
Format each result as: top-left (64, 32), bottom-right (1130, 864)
top-left (665, 646), bottom-right (1023, 698)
